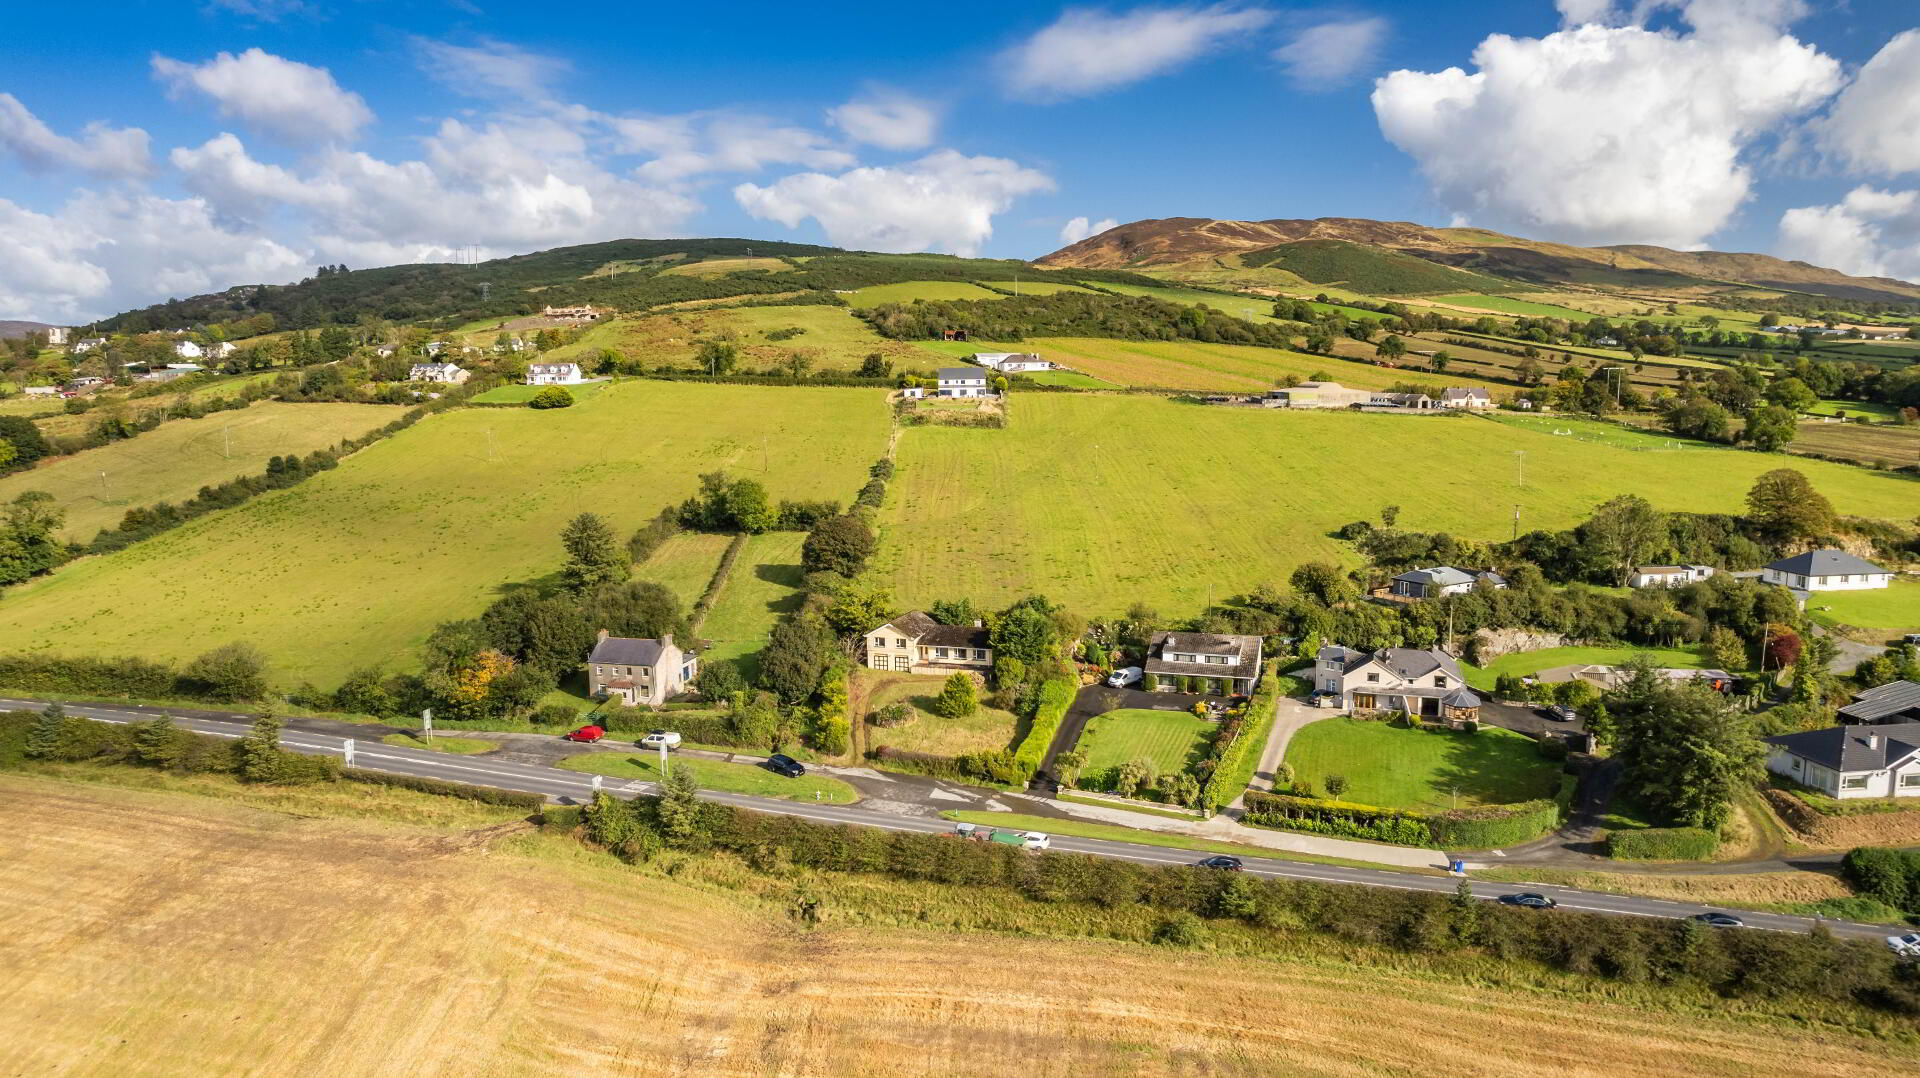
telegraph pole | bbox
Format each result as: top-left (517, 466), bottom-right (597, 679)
top-left (1513, 449), bottom-right (1526, 488)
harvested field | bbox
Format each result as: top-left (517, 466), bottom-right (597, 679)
top-left (1004, 336), bottom-right (1507, 393)
top-left (1790, 420), bottom-right (1920, 470)
top-left (3, 772), bottom-right (1917, 1078)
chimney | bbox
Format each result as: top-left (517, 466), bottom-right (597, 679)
top-left (1867, 732), bottom-right (1881, 750)
top-left (662, 633), bottom-right (674, 649)
top-left (596, 629), bottom-right (609, 643)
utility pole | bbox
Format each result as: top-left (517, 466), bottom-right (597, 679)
top-left (1512, 503), bottom-right (1521, 540)
top-left (1513, 449), bottom-right (1526, 489)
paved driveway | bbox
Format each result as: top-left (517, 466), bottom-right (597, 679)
top-left (1476, 698), bottom-right (1583, 738)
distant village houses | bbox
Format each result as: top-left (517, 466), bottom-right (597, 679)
top-left (409, 361), bottom-right (470, 385)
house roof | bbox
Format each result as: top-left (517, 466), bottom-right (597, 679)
top-left (528, 362), bottom-right (580, 372)
top-left (938, 367), bottom-right (986, 380)
top-left (589, 636), bottom-right (667, 666)
top-left (1763, 549), bottom-right (1890, 577)
top-left (1395, 566), bottom-right (1475, 589)
top-left (1634, 565), bottom-right (1690, 575)
top-left (875, 611), bottom-right (990, 650)
top-left (1320, 645), bottom-right (1464, 684)
top-left (1766, 722), bottom-right (1920, 773)
top-left (1443, 688), bottom-right (1482, 708)
top-left (1145, 631), bottom-right (1262, 681)
top-left (1840, 680), bottom-right (1920, 723)
top-left (1442, 387), bottom-right (1490, 401)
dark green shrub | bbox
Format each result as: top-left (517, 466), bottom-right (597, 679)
top-left (343, 768), bottom-right (545, 809)
top-left (1841, 847), bottom-right (1920, 912)
top-left (1606, 827), bottom-right (1719, 860)
top-left (1152, 912), bottom-right (1208, 947)
top-left (1011, 678), bottom-right (1076, 774)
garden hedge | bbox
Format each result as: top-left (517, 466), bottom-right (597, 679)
top-left (1012, 677), bottom-right (1077, 775)
top-left (1841, 846), bottom-right (1920, 913)
top-left (1606, 826), bottom-right (1719, 861)
top-left (342, 768), bottom-right (546, 810)
top-left (1200, 659), bottom-right (1283, 813)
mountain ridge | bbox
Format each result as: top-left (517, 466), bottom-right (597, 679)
top-left (1037, 217), bottom-right (1920, 305)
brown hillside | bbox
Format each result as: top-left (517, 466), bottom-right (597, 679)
top-left (1040, 217), bottom-right (1920, 303)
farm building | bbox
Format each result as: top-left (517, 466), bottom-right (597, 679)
top-left (1761, 550), bottom-right (1892, 592)
top-left (1263, 380), bottom-right (1371, 409)
top-left (1839, 680), bottom-right (1920, 726)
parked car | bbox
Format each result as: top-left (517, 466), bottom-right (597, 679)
top-left (1497, 892), bottom-right (1557, 909)
top-left (1540, 704), bottom-right (1578, 723)
top-left (639, 730), bottom-right (682, 750)
top-left (1021, 831), bottom-right (1051, 851)
top-left (1107, 666), bottom-right (1144, 688)
top-left (1194, 856), bottom-right (1243, 871)
top-left (1691, 912), bottom-right (1745, 928)
top-left (562, 725), bottom-right (605, 742)
top-left (1904, 633), bottom-right (1920, 646)
top-left (1886, 932), bottom-right (1920, 957)
top-left (764, 753), bottom-right (807, 778)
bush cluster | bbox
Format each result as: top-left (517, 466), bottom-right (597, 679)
top-left (1606, 827), bottom-right (1720, 861)
top-left (1244, 785), bottom-right (1569, 849)
top-left (1841, 847), bottom-right (1920, 915)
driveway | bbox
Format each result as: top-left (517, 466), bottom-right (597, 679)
top-left (1227, 694), bottom-right (1332, 811)
top-left (1475, 698), bottom-right (1584, 738)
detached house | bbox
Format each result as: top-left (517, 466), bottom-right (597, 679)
top-left (1627, 564), bottom-right (1716, 588)
top-left (587, 631), bottom-right (696, 707)
top-left (1144, 631), bottom-right (1263, 696)
top-left (1762, 549), bottom-right (1893, 592)
top-left (1389, 566), bottom-right (1506, 600)
top-left (408, 361), bottom-right (470, 384)
top-left (937, 367), bottom-right (991, 397)
top-left (1315, 645), bottom-right (1481, 721)
top-left (970, 352), bottom-right (1051, 373)
top-left (1766, 723), bottom-right (1920, 799)
top-left (173, 340), bottom-right (204, 360)
top-left (1439, 387), bottom-right (1494, 409)
top-left (1839, 680), bottom-right (1920, 726)
top-left (525, 362), bottom-right (585, 385)
top-left (863, 611), bottom-right (992, 674)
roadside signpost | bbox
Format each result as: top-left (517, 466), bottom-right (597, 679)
top-left (422, 708), bottom-right (433, 743)
top-left (343, 739), bottom-right (355, 767)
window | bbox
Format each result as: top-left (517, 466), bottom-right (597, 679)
top-left (1365, 673), bottom-right (1380, 683)
top-left (972, 649), bottom-right (987, 660)
top-left (934, 647), bottom-right (949, 659)
top-left (1841, 775), bottom-right (1869, 790)
top-left (594, 666), bottom-right (604, 677)
top-left (896, 638), bottom-right (907, 649)
top-left (1901, 773), bottom-right (1920, 788)
top-left (1434, 676), bottom-right (1448, 689)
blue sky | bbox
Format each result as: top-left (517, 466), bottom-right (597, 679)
top-left (2, 0), bottom-right (1918, 321)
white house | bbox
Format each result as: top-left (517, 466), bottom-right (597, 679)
top-left (1315, 645), bottom-right (1480, 720)
top-left (1766, 723), bottom-right (1920, 799)
top-left (525, 362), bottom-right (585, 386)
top-left (173, 340), bottom-right (204, 360)
top-left (863, 611), bottom-right (992, 674)
top-left (1144, 631), bottom-right (1263, 696)
top-left (1439, 387), bottom-right (1493, 410)
top-left (1370, 391), bottom-right (1436, 410)
top-left (23, 385), bottom-right (58, 397)
top-left (1627, 564), bottom-right (1716, 589)
top-left (1762, 550), bottom-right (1893, 592)
top-left (587, 631), bottom-right (697, 707)
top-left (409, 362), bottom-right (470, 385)
top-left (937, 367), bottom-right (990, 397)
top-left (45, 327), bottom-right (69, 345)
top-left (1388, 566), bottom-right (1506, 600)
top-left (970, 352), bottom-right (1051, 373)
top-left (208, 342), bottom-right (237, 359)
top-left (899, 386), bottom-right (924, 400)
top-left (70, 337), bottom-right (106, 354)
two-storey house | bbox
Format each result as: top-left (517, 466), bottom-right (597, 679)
top-left (525, 362), bottom-right (585, 386)
top-left (1315, 645), bottom-right (1480, 720)
top-left (1144, 631), bottom-right (1263, 696)
top-left (587, 630), bottom-right (697, 707)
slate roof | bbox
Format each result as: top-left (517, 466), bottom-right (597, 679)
top-left (589, 636), bottom-right (666, 666)
top-left (1442, 387), bottom-right (1490, 402)
top-left (1840, 680), bottom-right (1920, 723)
top-left (1763, 549), bottom-right (1890, 577)
top-left (938, 367), bottom-right (987, 381)
top-left (1319, 645), bottom-right (1465, 684)
top-left (1766, 722), bottom-right (1920, 772)
top-left (877, 611), bottom-right (990, 650)
top-left (1396, 566), bottom-right (1475, 589)
top-left (1146, 630), bottom-right (1262, 681)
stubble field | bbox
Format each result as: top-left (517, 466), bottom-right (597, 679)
top-left (0, 382), bottom-right (888, 687)
top-left (4, 772), bottom-right (1916, 1078)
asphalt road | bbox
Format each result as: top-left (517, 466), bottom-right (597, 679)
top-left (6, 696), bottom-right (1902, 941)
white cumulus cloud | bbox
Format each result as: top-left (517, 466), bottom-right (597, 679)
top-left (1818, 29), bottom-right (1920, 177)
top-left (1371, 1), bottom-right (1840, 247)
top-left (0, 93), bottom-right (150, 178)
top-left (828, 90), bottom-right (938, 150)
top-left (1001, 4), bottom-right (1272, 99)
top-left (1059, 215), bottom-right (1119, 244)
top-left (735, 150), bottom-right (1054, 256)
top-left (152, 48), bottom-right (373, 145)
top-left (1273, 16), bottom-right (1389, 88)
top-left (1777, 185), bottom-right (1920, 281)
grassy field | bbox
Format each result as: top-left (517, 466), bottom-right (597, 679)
top-left (1078, 708), bottom-right (1215, 779)
top-left (0, 401), bottom-right (398, 540)
top-left (544, 303), bottom-right (939, 373)
top-left (555, 749), bottom-right (857, 802)
top-left (697, 532), bottom-right (807, 678)
top-left (1807, 399), bottom-right (1899, 421)
top-left (1021, 369), bottom-right (1118, 388)
top-left (1790, 420), bottom-right (1920, 469)
top-left (990, 336), bottom-right (1507, 393)
top-left (1285, 719), bottom-right (1560, 811)
top-left (876, 395), bottom-right (1917, 616)
top-left (976, 280), bottom-right (1098, 296)
top-left (1464, 645), bottom-right (1712, 689)
top-left (1096, 282), bottom-right (1285, 323)
top-left (633, 531), bottom-right (733, 605)
top-left (860, 670), bottom-right (1021, 757)
top-left (1805, 579), bottom-right (1920, 631)
top-left (0, 382), bottom-right (888, 687)
top-left (657, 256), bottom-right (792, 276)
top-left (846, 281), bottom-right (1002, 307)
top-left (469, 380), bottom-right (611, 404)
top-left (1423, 293), bottom-right (1602, 320)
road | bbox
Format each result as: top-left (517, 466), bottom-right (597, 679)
top-left (6, 696), bottom-right (1902, 941)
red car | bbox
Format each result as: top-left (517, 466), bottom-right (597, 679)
top-left (562, 725), bottom-right (606, 742)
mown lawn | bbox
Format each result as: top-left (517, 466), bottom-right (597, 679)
top-left (0, 382), bottom-right (889, 688)
top-left (1079, 709), bottom-right (1216, 779)
top-left (378, 732), bottom-right (501, 755)
top-left (555, 750), bottom-right (858, 802)
top-left (0, 401), bottom-right (400, 540)
top-left (634, 532), bottom-right (733, 606)
top-left (469, 380), bottom-right (610, 404)
top-left (876, 394), bottom-right (1917, 616)
top-left (697, 531), bottom-right (807, 679)
top-left (860, 670), bottom-right (1021, 757)
top-left (1806, 578), bottom-right (1920, 631)
top-left (1463, 645), bottom-right (1713, 689)
top-left (1285, 719), bottom-right (1559, 812)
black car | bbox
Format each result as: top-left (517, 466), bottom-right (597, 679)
top-left (1195, 856), bottom-right (1244, 871)
top-left (1691, 912), bottom-right (1745, 928)
top-left (1497, 892), bottom-right (1557, 909)
top-left (764, 753), bottom-right (807, 778)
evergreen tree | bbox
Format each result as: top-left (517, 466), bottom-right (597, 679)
top-left (561, 512), bottom-right (631, 593)
top-left (657, 764), bottom-right (704, 848)
top-left (934, 673), bottom-right (977, 718)
top-left (24, 702), bottom-right (66, 759)
top-left (236, 711), bottom-right (285, 783)
top-left (132, 715), bottom-right (182, 769)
